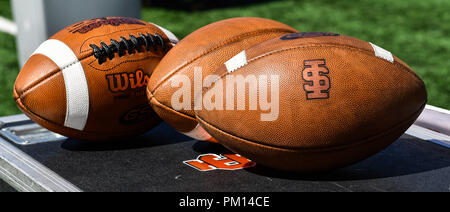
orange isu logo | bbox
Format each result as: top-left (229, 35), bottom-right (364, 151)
top-left (184, 154), bottom-right (256, 171)
top-left (302, 59), bottom-right (331, 99)
top-left (106, 69), bottom-right (150, 93)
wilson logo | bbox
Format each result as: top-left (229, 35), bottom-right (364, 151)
top-left (106, 69), bottom-right (150, 93)
top-left (302, 59), bottom-right (331, 99)
top-left (184, 154), bottom-right (256, 171)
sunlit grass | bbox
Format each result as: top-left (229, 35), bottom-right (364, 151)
top-left (0, 0), bottom-right (447, 117)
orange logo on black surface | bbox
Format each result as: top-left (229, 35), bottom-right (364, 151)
top-left (302, 59), bottom-right (331, 100)
top-left (106, 69), bottom-right (150, 93)
top-left (184, 154), bottom-right (256, 171)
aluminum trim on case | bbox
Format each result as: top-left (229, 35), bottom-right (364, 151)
top-left (0, 114), bottom-right (80, 192)
top-left (0, 137), bottom-right (81, 192)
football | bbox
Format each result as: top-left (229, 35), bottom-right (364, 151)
top-left (195, 32), bottom-right (427, 172)
top-left (147, 17), bottom-right (298, 142)
top-left (14, 17), bottom-right (179, 141)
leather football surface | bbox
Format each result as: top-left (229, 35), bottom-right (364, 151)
top-left (14, 17), bottom-right (178, 141)
top-left (147, 17), bottom-right (299, 142)
top-left (195, 32), bottom-right (427, 172)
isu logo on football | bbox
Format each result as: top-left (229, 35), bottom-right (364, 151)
top-left (184, 154), bottom-right (256, 171)
top-left (106, 69), bottom-right (150, 93)
top-left (302, 59), bottom-right (331, 99)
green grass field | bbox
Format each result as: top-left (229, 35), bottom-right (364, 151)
top-left (0, 0), bottom-right (448, 117)
top-left (0, 0), bottom-right (20, 115)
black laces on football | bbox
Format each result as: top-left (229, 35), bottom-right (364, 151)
top-left (89, 33), bottom-right (166, 65)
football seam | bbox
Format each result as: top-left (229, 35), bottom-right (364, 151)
top-left (147, 93), bottom-right (198, 122)
top-left (78, 26), bottom-right (178, 54)
top-left (14, 53), bottom-right (93, 99)
top-left (203, 43), bottom-right (425, 94)
top-left (15, 97), bottom-right (158, 136)
top-left (15, 44), bottom-right (165, 99)
top-left (16, 24), bottom-right (175, 97)
top-left (195, 101), bottom-right (426, 153)
top-left (150, 28), bottom-right (298, 95)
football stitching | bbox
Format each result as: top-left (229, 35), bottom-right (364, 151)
top-left (147, 89), bottom-right (198, 121)
top-left (202, 43), bottom-right (426, 94)
top-left (151, 97), bottom-right (198, 120)
top-left (79, 26), bottom-right (159, 53)
top-left (16, 40), bottom-right (165, 98)
top-left (79, 26), bottom-right (177, 54)
top-left (87, 55), bottom-right (161, 72)
top-left (150, 28), bottom-right (298, 95)
top-left (195, 102), bottom-right (426, 152)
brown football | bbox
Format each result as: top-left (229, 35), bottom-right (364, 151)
top-left (195, 32), bottom-right (427, 172)
top-left (147, 17), bottom-right (298, 142)
top-left (14, 17), bottom-right (179, 141)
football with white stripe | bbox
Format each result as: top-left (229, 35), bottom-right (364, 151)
top-left (14, 17), bottom-right (178, 141)
top-left (146, 17), bottom-right (298, 143)
top-left (195, 32), bottom-right (428, 172)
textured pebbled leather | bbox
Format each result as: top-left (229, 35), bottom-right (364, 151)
top-left (195, 33), bottom-right (427, 171)
top-left (147, 17), bottom-right (298, 139)
top-left (14, 17), bottom-right (176, 140)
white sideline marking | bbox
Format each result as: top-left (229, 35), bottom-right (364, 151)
top-left (0, 16), bottom-right (17, 35)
